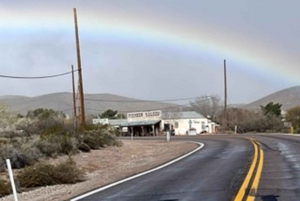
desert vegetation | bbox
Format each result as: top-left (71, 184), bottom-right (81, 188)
top-left (285, 105), bottom-right (300, 133)
top-left (189, 96), bottom-right (287, 133)
top-left (0, 104), bottom-right (122, 197)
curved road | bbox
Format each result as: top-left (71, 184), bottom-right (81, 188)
top-left (71, 134), bottom-right (300, 201)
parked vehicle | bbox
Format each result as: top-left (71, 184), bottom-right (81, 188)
top-left (186, 128), bottom-right (197, 135)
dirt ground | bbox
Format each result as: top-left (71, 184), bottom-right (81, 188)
top-left (0, 140), bottom-right (198, 201)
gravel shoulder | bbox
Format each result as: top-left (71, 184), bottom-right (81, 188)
top-left (0, 140), bottom-right (198, 201)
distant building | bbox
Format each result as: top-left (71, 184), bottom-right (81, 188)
top-left (162, 111), bottom-right (216, 135)
top-left (92, 110), bottom-right (217, 136)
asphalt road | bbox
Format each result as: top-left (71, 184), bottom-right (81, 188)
top-left (248, 134), bottom-right (300, 201)
top-left (71, 134), bottom-right (300, 201)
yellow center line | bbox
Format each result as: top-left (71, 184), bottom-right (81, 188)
top-left (233, 140), bottom-right (258, 201)
top-left (246, 146), bottom-right (264, 201)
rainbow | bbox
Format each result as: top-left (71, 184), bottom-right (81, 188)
top-left (0, 5), bottom-right (297, 85)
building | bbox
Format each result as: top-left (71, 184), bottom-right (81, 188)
top-left (92, 110), bottom-right (217, 136)
top-left (162, 111), bottom-right (216, 135)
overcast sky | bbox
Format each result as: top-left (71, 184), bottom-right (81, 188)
top-left (0, 0), bottom-right (299, 104)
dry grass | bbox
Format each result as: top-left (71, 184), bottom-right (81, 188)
top-left (0, 140), bottom-right (198, 201)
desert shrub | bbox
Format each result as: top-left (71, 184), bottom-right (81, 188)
top-left (223, 107), bottom-right (284, 133)
top-left (78, 129), bottom-right (122, 150)
top-left (0, 138), bottom-right (8, 145)
top-left (34, 121), bottom-right (78, 156)
top-left (80, 131), bottom-right (102, 149)
top-left (101, 131), bottom-right (123, 147)
top-left (36, 134), bottom-right (78, 157)
top-left (22, 118), bottom-right (65, 136)
top-left (0, 144), bottom-right (42, 171)
top-left (17, 158), bottom-right (85, 188)
top-left (0, 179), bottom-right (11, 197)
top-left (77, 143), bottom-right (91, 152)
top-left (35, 139), bottom-right (61, 157)
top-left (53, 159), bottom-right (85, 184)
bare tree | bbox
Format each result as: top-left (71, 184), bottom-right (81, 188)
top-left (223, 107), bottom-right (284, 133)
top-left (0, 103), bottom-right (24, 132)
top-left (189, 94), bottom-right (222, 121)
top-left (163, 107), bottom-right (181, 119)
top-left (162, 107), bottom-right (182, 132)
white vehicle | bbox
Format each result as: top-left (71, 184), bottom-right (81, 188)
top-left (186, 128), bottom-right (197, 135)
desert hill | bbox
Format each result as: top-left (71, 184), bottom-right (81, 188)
top-left (2, 86), bottom-right (300, 117)
top-left (245, 86), bottom-right (300, 110)
top-left (0, 92), bottom-right (176, 117)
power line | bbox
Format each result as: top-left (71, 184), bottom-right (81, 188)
top-left (0, 69), bottom-right (78, 79)
top-left (83, 96), bottom-right (214, 114)
top-left (80, 96), bottom-right (212, 103)
top-left (84, 100), bottom-right (208, 114)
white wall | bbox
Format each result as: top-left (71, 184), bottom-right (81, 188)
top-left (162, 118), bottom-right (210, 135)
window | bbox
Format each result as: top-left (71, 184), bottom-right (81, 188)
top-left (175, 122), bottom-right (179, 128)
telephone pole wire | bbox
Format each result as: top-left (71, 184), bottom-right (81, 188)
top-left (73, 8), bottom-right (86, 128)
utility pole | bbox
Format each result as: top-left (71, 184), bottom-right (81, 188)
top-left (73, 8), bottom-right (86, 128)
top-left (223, 59), bottom-right (227, 131)
top-left (71, 65), bottom-right (77, 131)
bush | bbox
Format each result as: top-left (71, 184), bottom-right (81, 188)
top-left (0, 179), bottom-right (11, 197)
top-left (224, 107), bottom-right (285, 133)
top-left (35, 139), bottom-right (61, 157)
top-left (78, 129), bottom-right (122, 150)
top-left (0, 144), bottom-right (42, 171)
top-left (23, 119), bottom-right (66, 136)
top-left (35, 135), bottom-right (78, 157)
top-left (77, 143), bottom-right (91, 152)
top-left (17, 158), bottom-right (85, 188)
top-left (0, 138), bottom-right (8, 144)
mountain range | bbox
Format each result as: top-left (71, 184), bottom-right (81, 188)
top-left (0, 92), bottom-right (176, 117)
top-left (245, 86), bottom-right (300, 110)
top-left (1, 86), bottom-right (300, 116)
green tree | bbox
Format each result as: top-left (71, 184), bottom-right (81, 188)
top-left (99, 110), bottom-right (126, 119)
top-left (285, 106), bottom-right (300, 132)
top-left (261, 102), bottom-right (282, 117)
top-left (100, 109), bottom-right (118, 119)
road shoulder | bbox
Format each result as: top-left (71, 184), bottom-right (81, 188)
top-left (0, 140), bottom-right (198, 201)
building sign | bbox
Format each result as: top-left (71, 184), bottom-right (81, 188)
top-left (127, 110), bottom-right (162, 122)
top-left (92, 118), bottom-right (109, 125)
top-left (145, 111), bottom-right (161, 117)
top-left (127, 112), bottom-right (143, 118)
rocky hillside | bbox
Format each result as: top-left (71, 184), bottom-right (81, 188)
top-left (246, 86), bottom-right (300, 110)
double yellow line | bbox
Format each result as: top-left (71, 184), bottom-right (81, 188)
top-left (234, 138), bottom-right (264, 201)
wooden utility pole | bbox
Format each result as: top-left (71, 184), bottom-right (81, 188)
top-left (71, 65), bottom-right (77, 131)
top-left (73, 8), bottom-right (86, 128)
top-left (223, 59), bottom-right (227, 130)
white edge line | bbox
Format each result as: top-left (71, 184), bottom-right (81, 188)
top-left (70, 141), bottom-right (204, 201)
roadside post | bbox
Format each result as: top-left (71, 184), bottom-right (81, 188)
top-left (189, 119), bottom-right (192, 130)
top-left (234, 125), bottom-right (237, 134)
top-left (166, 131), bottom-right (170, 142)
top-left (6, 159), bottom-right (18, 201)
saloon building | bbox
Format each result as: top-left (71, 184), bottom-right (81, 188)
top-left (93, 110), bottom-right (216, 136)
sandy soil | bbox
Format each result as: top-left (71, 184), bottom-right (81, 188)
top-left (0, 140), bottom-right (198, 201)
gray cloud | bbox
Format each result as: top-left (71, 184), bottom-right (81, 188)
top-left (0, 0), bottom-right (298, 104)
